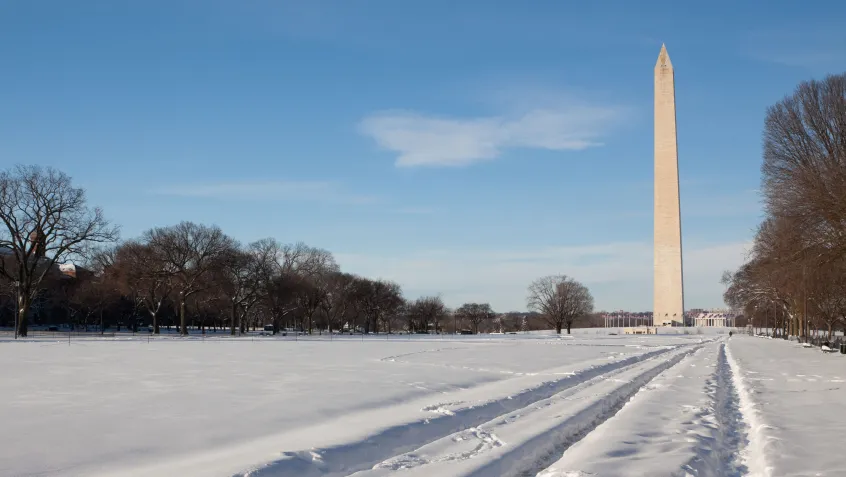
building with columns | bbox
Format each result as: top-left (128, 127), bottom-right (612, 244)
top-left (693, 309), bottom-right (736, 328)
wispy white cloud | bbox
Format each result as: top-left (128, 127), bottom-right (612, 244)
top-left (335, 241), bottom-right (751, 312)
top-left (151, 180), bottom-right (377, 205)
top-left (358, 100), bottom-right (624, 167)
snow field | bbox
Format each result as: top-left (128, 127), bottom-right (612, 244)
top-left (348, 343), bottom-right (704, 477)
top-left (0, 335), bottom-right (682, 477)
top-left (4, 332), bottom-right (843, 477)
top-left (235, 342), bottom-right (696, 477)
top-left (727, 337), bottom-right (846, 477)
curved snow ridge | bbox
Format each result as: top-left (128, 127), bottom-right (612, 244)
top-left (422, 402), bottom-right (466, 416)
top-left (379, 347), bottom-right (470, 362)
top-left (725, 342), bottom-right (775, 477)
top-left (372, 426), bottom-right (506, 471)
top-left (235, 345), bottom-right (690, 477)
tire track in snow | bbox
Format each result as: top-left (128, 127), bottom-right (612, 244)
top-left (471, 346), bottom-right (700, 477)
top-left (233, 345), bottom-right (689, 477)
top-left (379, 347), bottom-right (469, 363)
top-left (362, 352), bottom-right (676, 474)
top-left (371, 427), bottom-right (507, 471)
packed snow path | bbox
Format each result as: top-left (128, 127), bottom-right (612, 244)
top-left (539, 342), bottom-right (748, 477)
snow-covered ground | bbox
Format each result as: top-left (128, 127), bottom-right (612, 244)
top-left (727, 336), bottom-right (846, 477)
top-left (1, 330), bottom-right (843, 477)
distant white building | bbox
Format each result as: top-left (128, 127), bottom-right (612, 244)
top-left (59, 263), bottom-right (77, 278)
top-left (693, 309), bottom-right (736, 328)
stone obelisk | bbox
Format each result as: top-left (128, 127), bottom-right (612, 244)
top-left (653, 44), bottom-right (684, 327)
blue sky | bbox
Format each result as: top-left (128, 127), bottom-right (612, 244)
top-left (2, 1), bottom-right (844, 312)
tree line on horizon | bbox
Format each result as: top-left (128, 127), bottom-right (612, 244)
top-left (0, 165), bottom-right (595, 337)
top-left (722, 72), bottom-right (846, 341)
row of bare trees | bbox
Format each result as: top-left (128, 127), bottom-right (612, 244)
top-left (1, 165), bottom-right (596, 337)
top-left (722, 72), bottom-right (846, 341)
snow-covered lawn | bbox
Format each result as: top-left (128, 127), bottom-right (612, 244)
top-left (1, 331), bottom-right (843, 477)
top-left (728, 337), bottom-right (846, 477)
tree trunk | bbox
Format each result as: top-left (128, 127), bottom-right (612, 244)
top-left (566, 323), bottom-right (571, 334)
top-left (555, 323), bottom-right (562, 334)
top-left (179, 296), bottom-right (187, 337)
top-left (100, 308), bottom-right (104, 336)
top-left (783, 314), bottom-right (788, 339)
top-left (230, 302), bottom-right (237, 336)
top-left (16, 295), bottom-right (31, 337)
top-left (151, 310), bottom-right (160, 334)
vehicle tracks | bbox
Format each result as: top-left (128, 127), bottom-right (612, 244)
top-left (356, 345), bottom-right (705, 477)
top-left (235, 344), bottom-right (701, 477)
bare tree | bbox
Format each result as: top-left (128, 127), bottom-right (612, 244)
top-left (352, 278), bottom-right (404, 334)
top-left (215, 240), bottom-right (271, 335)
top-left (527, 275), bottom-right (594, 334)
top-left (65, 253), bottom-right (121, 334)
top-left (319, 272), bottom-right (356, 333)
top-left (807, 260), bottom-right (846, 340)
top-left (0, 165), bottom-right (119, 336)
top-left (408, 295), bottom-right (448, 333)
top-left (113, 241), bottom-right (173, 334)
top-left (719, 74), bottom-right (846, 342)
top-left (245, 239), bottom-right (297, 334)
top-left (254, 241), bottom-right (340, 335)
top-left (278, 242), bottom-right (339, 278)
top-left (145, 222), bottom-right (235, 336)
top-left (296, 277), bottom-right (325, 335)
top-left (454, 303), bottom-right (496, 334)
top-left (378, 281), bottom-right (404, 334)
top-left (724, 215), bottom-right (825, 340)
top-left (185, 287), bottom-right (221, 334)
top-left (264, 272), bottom-right (304, 334)
top-left (762, 73), bottom-right (846, 261)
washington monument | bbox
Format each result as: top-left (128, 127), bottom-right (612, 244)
top-left (653, 44), bottom-right (684, 326)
